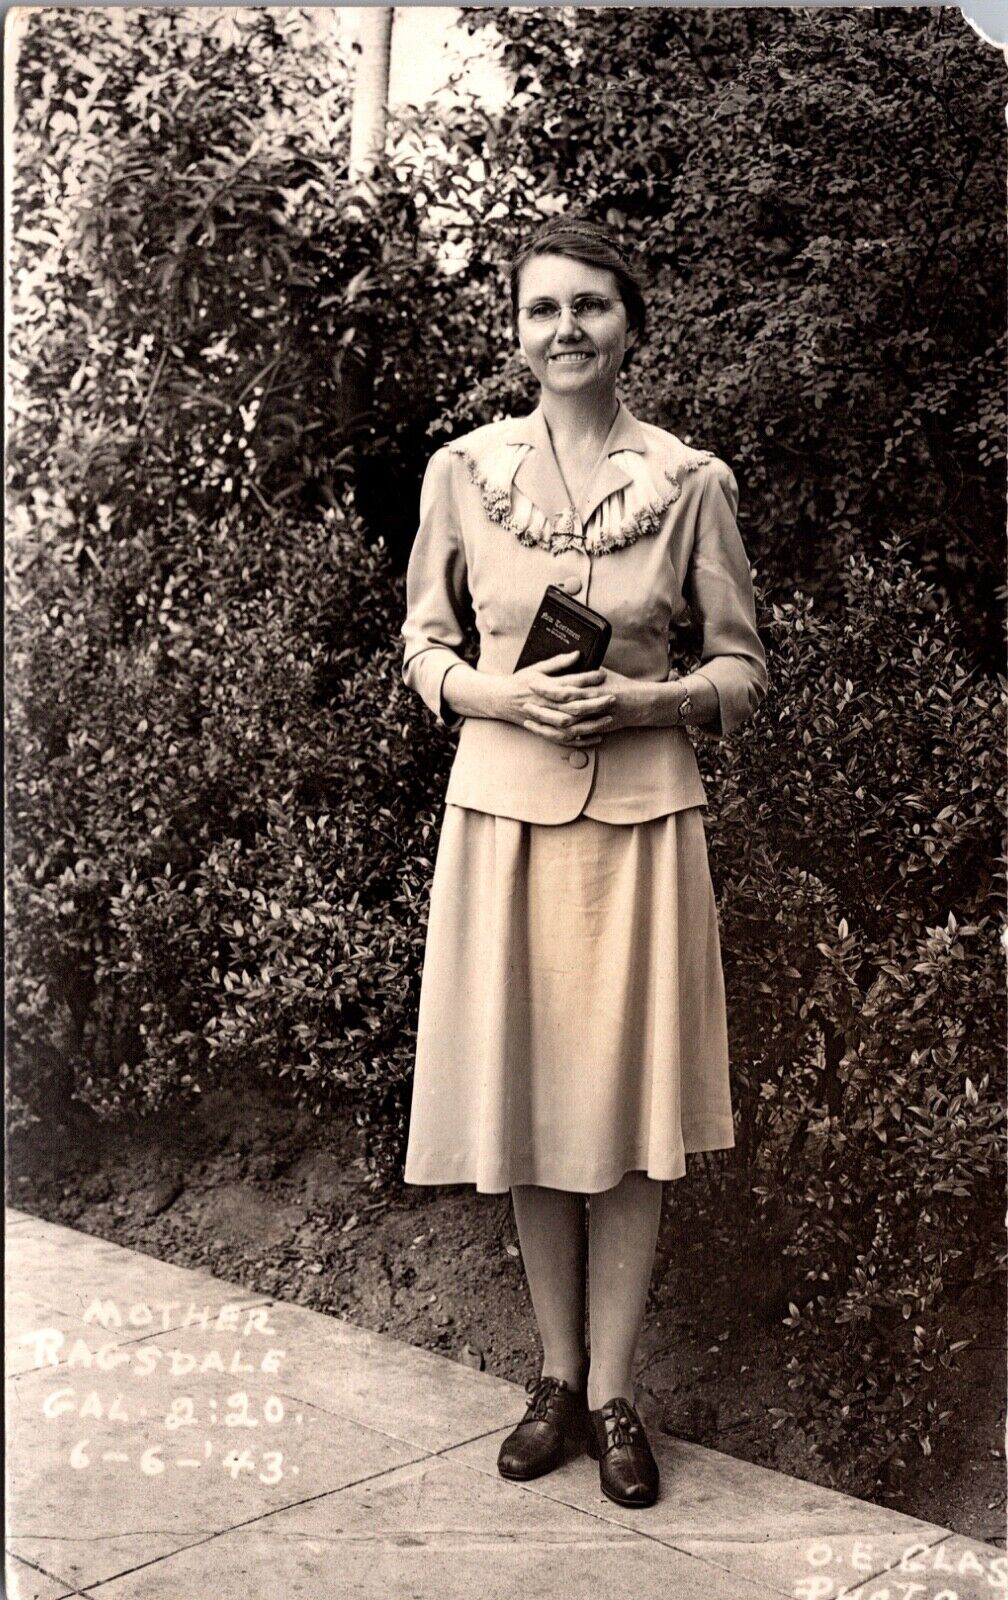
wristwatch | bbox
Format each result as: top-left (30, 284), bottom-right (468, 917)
top-left (677, 689), bottom-right (693, 725)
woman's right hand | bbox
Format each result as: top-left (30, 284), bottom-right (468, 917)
top-left (495, 651), bottom-right (616, 746)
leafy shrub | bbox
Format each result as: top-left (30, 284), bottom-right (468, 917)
top-left (693, 538), bottom-right (1005, 1481)
top-left (8, 8), bottom-right (492, 566)
top-left (5, 496), bottom-right (455, 1163)
top-left (453, 5), bottom-right (1006, 663)
top-left (13, 6), bottom-right (1004, 626)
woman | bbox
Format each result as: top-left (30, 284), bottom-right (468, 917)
top-left (399, 217), bottom-right (767, 1509)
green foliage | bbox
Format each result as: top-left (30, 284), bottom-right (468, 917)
top-left (14, 8), bottom-right (1003, 613)
top-left (8, 9), bottom-right (478, 548)
top-left (6, 495), bottom-right (453, 1162)
top-left (695, 541), bottom-right (1005, 1477)
top-left (453, 6), bottom-right (1006, 663)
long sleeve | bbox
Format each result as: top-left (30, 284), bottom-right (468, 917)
top-left (685, 461), bottom-right (768, 737)
top-left (400, 448), bottom-right (470, 732)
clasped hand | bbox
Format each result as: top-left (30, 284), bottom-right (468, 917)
top-left (507, 650), bottom-right (645, 746)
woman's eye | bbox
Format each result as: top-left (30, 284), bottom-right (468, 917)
top-left (523, 297), bottom-right (613, 320)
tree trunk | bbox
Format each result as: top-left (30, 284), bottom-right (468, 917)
top-left (349, 8), bottom-right (393, 181)
top-left (346, 8), bottom-right (393, 540)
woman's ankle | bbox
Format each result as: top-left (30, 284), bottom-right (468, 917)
top-left (586, 1371), bottom-right (636, 1411)
top-left (541, 1353), bottom-right (589, 1393)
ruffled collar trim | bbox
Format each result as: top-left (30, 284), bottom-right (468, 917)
top-left (447, 402), bottom-right (713, 556)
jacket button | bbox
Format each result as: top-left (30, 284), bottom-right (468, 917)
top-left (567, 749), bottom-right (589, 769)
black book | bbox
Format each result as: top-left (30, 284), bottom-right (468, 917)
top-left (513, 585), bottom-right (612, 674)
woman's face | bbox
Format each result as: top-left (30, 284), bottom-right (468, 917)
top-left (515, 253), bottom-right (635, 398)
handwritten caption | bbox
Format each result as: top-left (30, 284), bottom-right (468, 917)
top-left (18, 1297), bottom-right (303, 1486)
top-left (793, 1538), bottom-right (1007, 1599)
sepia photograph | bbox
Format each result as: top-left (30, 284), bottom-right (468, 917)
top-left (5, 4), bottom-right (1006, 1597)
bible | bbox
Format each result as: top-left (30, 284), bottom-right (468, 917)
top-left (513, 585), bottom-right (612, 674)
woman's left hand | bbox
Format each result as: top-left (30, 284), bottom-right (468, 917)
top-left (569, 668), bottom-right (651, 739)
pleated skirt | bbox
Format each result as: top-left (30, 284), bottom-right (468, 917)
top-left (403, 803), bottom-right (735, 1194)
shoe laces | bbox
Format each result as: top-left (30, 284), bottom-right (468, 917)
top-left (600, 1396), bottom-right (642, 1450)
top-left (523, 1374), bottom-right (569, 1422)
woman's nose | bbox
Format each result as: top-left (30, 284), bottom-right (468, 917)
top-left (556, 306), bottom-right (580, 337)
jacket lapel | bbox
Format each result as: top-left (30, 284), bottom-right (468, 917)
top-left (507, 407), bottom-right (571, 516)
top-left (505, 402), bottom-right (647, 525)
top-left (577, 454), bottom-right (634, 527)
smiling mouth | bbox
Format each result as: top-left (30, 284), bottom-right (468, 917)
top-left (549, 352), bottom-right (593, 363)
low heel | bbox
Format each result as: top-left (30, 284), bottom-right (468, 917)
top-left (587, 1397), bottom-right (660, 1509)
top-left (497, 1375), bottom-right (590, 1481)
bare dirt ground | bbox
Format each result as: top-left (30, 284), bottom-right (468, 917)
top-left (9, 1073), bottom-right (1005, 1545)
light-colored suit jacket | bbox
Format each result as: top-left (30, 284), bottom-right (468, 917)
top-left (400, 400), bottom-right (768, 824)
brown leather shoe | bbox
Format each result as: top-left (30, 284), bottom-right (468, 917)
top-left (497, 1375), bottom-right (590, 1481)
top-left (587, 1396), bottom-right (660, 1507)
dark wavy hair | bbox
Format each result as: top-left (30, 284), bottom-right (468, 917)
top-left (507, 216), bottom-right (647, 341)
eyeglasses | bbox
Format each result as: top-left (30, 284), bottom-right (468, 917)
top-left (518, 295), bottom-right (618, 324)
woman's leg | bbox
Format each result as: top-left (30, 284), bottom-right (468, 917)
top-left (586, 1171), bottom-right (663, 1408)
top-left (510, 1184), bottom-right (589, 1390)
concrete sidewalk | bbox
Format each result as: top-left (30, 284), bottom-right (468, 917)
top-left (5, 1210), bottom-right (1003, 1600)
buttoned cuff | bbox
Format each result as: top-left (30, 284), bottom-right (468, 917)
top-left (693, 660), bottom-right (764, 738)
top-left (404, 645), bottom-right (466, 731)
top-left (438, 659), bottom-right (466, 732)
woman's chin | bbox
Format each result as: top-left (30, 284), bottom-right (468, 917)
top-left (542, 359), bottom-right (610, 393)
